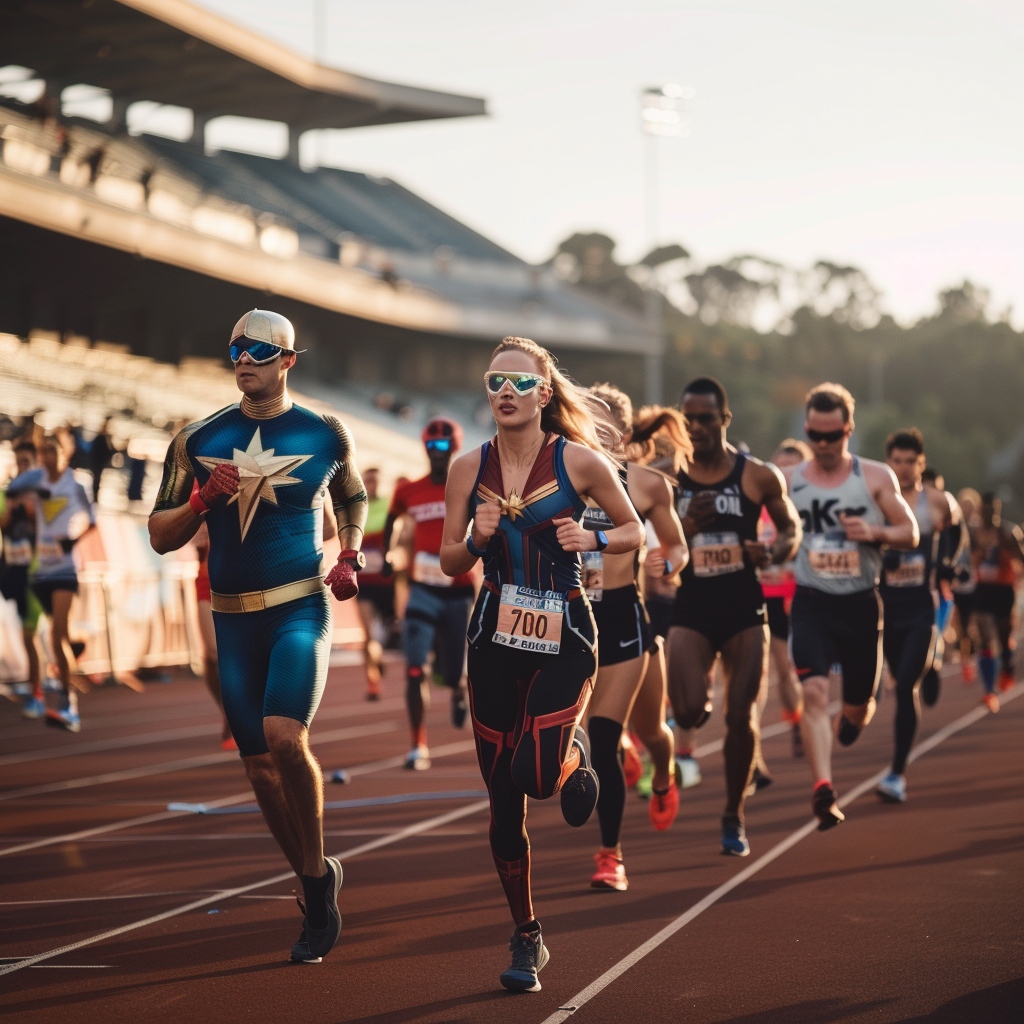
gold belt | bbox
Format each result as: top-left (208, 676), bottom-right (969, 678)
top-left (210, 576), bottom-right (325, 613)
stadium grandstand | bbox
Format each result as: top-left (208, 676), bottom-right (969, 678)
top-left (0, 0), bottom-right (663, 445)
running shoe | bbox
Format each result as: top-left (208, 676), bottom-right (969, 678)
top-left (451, 690), bottom-right (469, 729)
top-left (20, 695), bottom-right (46, 720)
top-left (876, 772), bottom-right (907, 803)
top-left (45, 707), bottom-right (80, 732)
top-left (499, 924), bottom-right (549, 992)
top-left (590, 849), bottom-right (628, 890)
top-left (997, 670), bottom-right (1015, 693)
top-left (745, 765), bottom-right (773, 798)
top-left (791, 723), bottom-right (804, 759)
top-left (365, 678), bottom-right (381, 702)
top-left (305, 857), bottom-right (343, 959)
top-left (675, 753), bottom-right (702, 789)
top-left (720, 815), bottom-right (750, 857)
top-left (835, 714), bottom-right (862, 747)
top-left (921, 668), bottom-right (940, 707)
top-left (981, 692), bottom-right (1000, 714)
top-left (620, 732), bottom-right (643, 789)
top-left (289, 898), bottom-right (322, 964)
top-left (961, 659), bottom-right (976, 685)
top-left (404, 745), bottom-right (431, 770)
top-left (560, 726), bottom-right (599, 827)
top-left (812, 781), bottom-right (844, 831)
top-left (648, 775), bottom-right (679, 832)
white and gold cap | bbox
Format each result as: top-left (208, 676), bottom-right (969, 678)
top-left (230, 309), bottom-right (304, 351)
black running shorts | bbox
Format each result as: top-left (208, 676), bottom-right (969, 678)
top-left (592, 583), bottom-right (653, 666)
top-left (973, 583), bottom-right (1015, 618)
top-left (765, 595), bottom-right (789, 641)
top-left (672, 576), bottom-right (766, 653)
top-left (789, 585), bottom-right (883, 706)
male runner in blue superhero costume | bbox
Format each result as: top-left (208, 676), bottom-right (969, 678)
top-left (149, 310), bottom-right (367, 964)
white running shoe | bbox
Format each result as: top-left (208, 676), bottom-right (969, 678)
top-left (876, 772), bottom-right (906, 803)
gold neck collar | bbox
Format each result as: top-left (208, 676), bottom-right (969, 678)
top-left (241, 391), bottom-right (293, 420)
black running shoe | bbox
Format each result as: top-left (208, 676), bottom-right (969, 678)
top-left (920, 667), bottom-right (940, 707)
top-left (812, 782), bottom-right (844, 831)
top-left (451, 691), bottom-right (469, 729)
top-left (305, 857), bottom-right (343, 959)
top-left (836, 714), bottom-right (861, 747)
top-left (290, 898), bottom-right (322, 964)
top-left (499, 924), bottom-right (549, 992)
top-left (560, 726), bottom-right (599, 827)
top-left (745, 765), bottom-right (773, 797)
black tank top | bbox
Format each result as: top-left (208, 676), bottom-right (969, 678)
top-left (675, 453), bottom-right (762, 595)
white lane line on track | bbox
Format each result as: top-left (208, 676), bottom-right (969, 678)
top-left (0, 738), bottom-right (479, 857)
top-left (0, 798), bottom-right (490, 976)
top-left (0, 720), bottom-right (403, 804)
top-left (0, 961), bottom-right (112, 969)
top-left (0, 697), bottom-right (408, 765)
top-left (540, 686), bottom-right (1021, 1023)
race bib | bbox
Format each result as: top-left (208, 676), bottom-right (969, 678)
top-left (362, 548), bottom-right (385, 575)
top-left (582, 551), bottom-right (604, 602)
top-left (412, 551), bottom-right (451, 587)
top-left (809, 534), bottom-right (861, 579)
top-left (35, 540), bottom-right (64, 566)
top-left (4, 539), bottom-right (32, 566)
top-left (692, 532), bottom-right (744, 577)
top-left (493, 584), bottom-right (564, 654)
top-left (885, 553), bottom-right (926, 588)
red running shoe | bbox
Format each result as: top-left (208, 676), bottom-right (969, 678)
top-left (591, 849), bottom-right (628, 891)
top-left (961, 660), bottom-right (976, 685)
top-left (620, 733), bottom-right (643, 789)
top-left (997, 671), bottom-right (1014, 693)
top-left (982, 692), bottom-right (1000, 713)
top-left (649, 780), bottom-right (679, 831)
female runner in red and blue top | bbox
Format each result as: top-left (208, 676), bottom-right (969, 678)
top-left (441, 336), bottom-right (642, 994)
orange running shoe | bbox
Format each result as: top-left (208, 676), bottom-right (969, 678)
top-left (220, 719), bottom-right (237, 751)
top-left (997, 671), bottom-right (1014, 692)
top-left (982, 692), bottom-right (1000, 713)
top-left (591, 849), bottom-right (628, 891)
top-left (620, 733), bottom-right (643, 789)
top-left (649, 779), bottom-right (679, 831)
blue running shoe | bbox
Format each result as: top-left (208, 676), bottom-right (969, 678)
top-left (45, 707), bottom-right (80, 732)
top-left (499, 924), bottom-right (549, 992)
top-left (721, 815), bottom-right (750, 857)
top-left (876, 772), bottom-right (906, 803)
top-left (21, 696), bottom-right (46, 720)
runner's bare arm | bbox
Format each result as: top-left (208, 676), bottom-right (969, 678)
top-left (755, 462), bottom-right (801, 565)
top-left (847, 461), bottom-right (918, 549)
top-left (558, 444), bottom-right (643, 554)
top-left (632, 465), bottom-right (687, 577)
top-left (440, 451), bottom-right (491, 577)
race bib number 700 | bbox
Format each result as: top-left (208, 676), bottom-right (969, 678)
top-left (493, 584), bottom-right (564, 654)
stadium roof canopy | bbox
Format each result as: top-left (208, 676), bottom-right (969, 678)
top-left (0, 0), bottom-right (486, 130)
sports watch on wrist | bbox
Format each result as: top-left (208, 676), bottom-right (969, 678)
top-left (593, 531), bottom-right (609, 552)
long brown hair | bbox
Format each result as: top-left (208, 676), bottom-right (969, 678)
top-left (491, 337), bottom-right (618, 455)
top-left (590, 383), bottom-right (691, 471)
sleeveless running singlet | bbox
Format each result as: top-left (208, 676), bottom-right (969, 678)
top-left (790, 457), bottom-right (885, 595)
top-left (676, 453), bottom-right (761, 590)
top-left (880, 489), bottom-right (934, 606)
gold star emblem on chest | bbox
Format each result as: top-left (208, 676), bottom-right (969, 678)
top-left (197, 427), bottom-right (311, 541)
top-left (497, 489), bottom-right (527, 522)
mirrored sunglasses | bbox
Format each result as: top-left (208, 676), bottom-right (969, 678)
top-left (425, 438), bottom-right (452, 452)
top-left (484, 371), bottom-right (549, 395)
top-left (229, 340), bottom-right (287, 365)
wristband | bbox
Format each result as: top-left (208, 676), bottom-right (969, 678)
top-left (189, 488), bottom-right (210, 517)
top-left (663, 558), bottom-right (673, 577)
top-left (593, 531), bottom-right (609, 552)
top-left (466, 535), bottom-right (488, 559)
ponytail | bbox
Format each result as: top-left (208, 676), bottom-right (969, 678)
top-left (629, 406), bottom-right (692, 471)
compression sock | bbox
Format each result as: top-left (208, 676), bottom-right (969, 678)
top-left (588, 716), bottom-right (626, 849)
top-left (493, 851), bottom-right (534, 928)
top-left (301, 869), bottom-right (332, 928)
top-left (406, 666), bottom-right (426, 746)
top-left (978, 651), bottom-right (997, 694)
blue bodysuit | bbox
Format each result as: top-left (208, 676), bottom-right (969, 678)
top-left (152, 402), bottom-right (367, 756)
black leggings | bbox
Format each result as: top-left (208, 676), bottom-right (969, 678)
top-left (883, 602), bottom-right (935, 775)
top-left (466, 589), bottom-right (596, 924)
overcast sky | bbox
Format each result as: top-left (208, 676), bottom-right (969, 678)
top-left (193, 0), bottom-right (1024, 327)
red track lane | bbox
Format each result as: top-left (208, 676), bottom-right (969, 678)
top-left (0, 664), bottom-right (1020, 1023)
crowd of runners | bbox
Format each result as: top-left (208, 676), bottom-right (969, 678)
top-left (1, 311), bottom-right (1022, 992)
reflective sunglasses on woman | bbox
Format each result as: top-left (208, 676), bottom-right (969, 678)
top-left (484, 371), bottom-right (549, 395)
top-left (229, 340), bottom-right (287, 365)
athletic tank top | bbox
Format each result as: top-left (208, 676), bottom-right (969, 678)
top-left (880, 489), bottom-right (934, 603)
top-left (790, 457), bottom-right (885, 595)
top-left (471, 434), bottom-right (588, 593)
top-left (977, 536), bottom-right (1017, 587)
top-left (675, 453), bottom-right (761, 589)
top-left (581, 463), bottom-right (639, 600)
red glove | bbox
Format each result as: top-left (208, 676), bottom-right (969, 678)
top-left (190, 464), bottom-right (239, 515)
top-left (325, 551), bottom-right (361, 601)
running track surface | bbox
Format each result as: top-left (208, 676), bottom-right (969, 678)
top-left (1, 660), bottom-right (1021, 1023)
